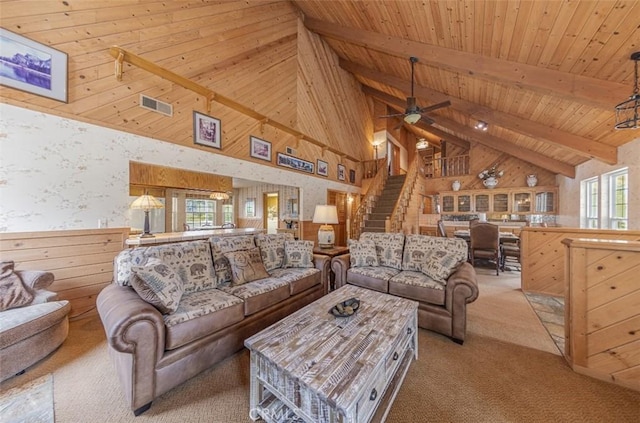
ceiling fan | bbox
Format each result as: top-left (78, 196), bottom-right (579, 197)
top-left (379, 56), bottom-right (451, 125)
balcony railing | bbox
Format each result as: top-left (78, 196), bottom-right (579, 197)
top-left (422, 154), bottom-right (470, 178)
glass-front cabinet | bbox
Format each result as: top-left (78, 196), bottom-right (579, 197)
top-left (492, 193), bottom-right (509, 213)
top-left (457, 195), bottom-right (472, 212)
top-left (512, 192), bottom-right (532, 213)
top-left (474, 194), bottom-right (490, 212)
top-left (535, 190), bottom-right (556, 213)
top-left (437, 186), bottom-right (557, 215)
top-left (442, 195), bottom-right (455, 213)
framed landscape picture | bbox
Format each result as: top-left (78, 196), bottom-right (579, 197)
top-left (317, 159), bottom-right (328, 176)
top-left (0, 28), bottom-right (68, 102)
top-left (193, 111), bottom-right (221, 149)
top-left (250, 136), bottom-right (271, 161)
top-left (337, 164), bottom-right (346, 181)
top-left (277, 153), bottom-right (314, 174)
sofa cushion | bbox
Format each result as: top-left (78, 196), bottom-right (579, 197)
top-left (283, 241), bottom-right (314, 268)
top-left (389, 271), bottom-right (446, 305)
top-left (130, 259), bottom-right (184, 314)
top-left (0, 301), bottom-right (70, 349)
top-left (163, 289), bottom-right (244, 350)
top-left (347, 266), bottom-right (400, 293)
top-left (360, 233), bottom-right (405, 270)
top-left (220, 278), bottom-right (290, 316)
top-left (114, 240), bottom-right (216, 294)
top-left (255, 233), bottom-right (293, 271)
top-left (421, 249), bottom-right (467, 282)
top-left (347, 239), bottom-right (379, 267)
top-left (209, 235), bottom-right (256, 286)
top-left (0, 262), bottom-right (34, 311)
top-left (269, 267), bottom-right (321, 295)
top-left (224, 247), bottom-right (270, 286)
top-left (402, 234), bottom-right (436, 271)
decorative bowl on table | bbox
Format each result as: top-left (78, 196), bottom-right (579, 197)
top-left (329, 297), bottom-right (360, 317)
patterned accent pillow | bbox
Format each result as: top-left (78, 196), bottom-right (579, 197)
top-left (283, 240), bottom-right (314, 268)
top-left (360, 233), bottom-right (405, 269)
top-left (348, 239), bottom-right (379, 267)
top-left (255, 233), bottom-right (293, 271)
top-left (402, 234), bottom-right (436, 271)
top-left (421, 249), bottom-right (466, 282)
top-left (209, 235), bottom-right (256, 286)
top-left (130, 258), bottom-right (184, 314)
top-left (223, 247), bottom-right (270, 286)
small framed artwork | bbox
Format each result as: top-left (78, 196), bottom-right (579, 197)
top-left (250, 136), bottom-right (271, 161)
top-left (337, 164), bottom-right (346, 181)
top-left (0, 28), bottom-right (68, 103)
top-left (277, 153), bottom-right (314, 174)
top-left (349, 169), bottom-right (356, 183)
top-left (317, 159), bottom-right (328, 177)
top-left (193, 111), bottom-right (221, 149)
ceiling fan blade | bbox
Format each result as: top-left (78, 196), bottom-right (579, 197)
top-left (419, 100), bottom-right (451, 114)
top-left (378, 112), bottom-right (406, 118)
top-left (419, 115), bottom-right (435, 125)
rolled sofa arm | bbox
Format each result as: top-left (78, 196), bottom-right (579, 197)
top-left (313, 254), bottom-right (331, 294)
top-left (96, 283), bottom-right (166, 412)
top-left (16, 270), bottom-right (58, 303)
top-left (445, 262), bottom-right (479, 311)
top-left (331, 254), bottom-right (351, 289)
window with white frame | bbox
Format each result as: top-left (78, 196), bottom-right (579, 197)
top-left (186, 198), bottom-right (216, 229)
top-left (245, 198), bottom-right (256, 218)
top-left (222, 204), bottom-right (233, 224)
top-left (580, 168), bottom-right (628, 230)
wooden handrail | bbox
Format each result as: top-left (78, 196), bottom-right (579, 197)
top-left (389, 155), bottom-right (420, 233)
top-left (109, 46), bottom-right (360, 163)
top-left (351, 164), bottom-right (388, 239)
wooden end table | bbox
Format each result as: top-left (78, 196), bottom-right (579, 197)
top-left (313, 245), bottom-right (349, 292)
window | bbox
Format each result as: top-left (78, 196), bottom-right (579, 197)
top-left (245, 198), bottom-right (255, 218)
top-left (608, 169), bottom-right (628, 230)
top-left (222, 204), bottom-right (233, 224)
top-left (580, 168), bottom-right (628, 230)
top-left (186, 199), bottom-right (216, 229)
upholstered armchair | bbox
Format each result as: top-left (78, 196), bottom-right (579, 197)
top-left (0, 261), bottom-right (71, 381)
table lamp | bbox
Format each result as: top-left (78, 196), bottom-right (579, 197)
top-left (130, 194), bottom-right (164, 238)
top-left (312, 205), bottom-right (339, 248)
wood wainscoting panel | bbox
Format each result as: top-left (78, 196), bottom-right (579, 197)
top-left (562, 238), bottom-right (640, 391)
top-left (520, 227), bottom-right (640, 296)
top-left (0, 228), bottom-right (129, 320)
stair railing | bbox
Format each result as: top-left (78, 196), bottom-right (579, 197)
top-left (389, 155), bottom-right (420, 233)
top-left (351, 163), bottom-right (388, 239)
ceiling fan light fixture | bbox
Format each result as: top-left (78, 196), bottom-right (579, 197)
top-left (404, 113), bottom-right (422, 124)
top-left (475, 120), bottom-right (489, 131)
top-left (614, 51), bottom-right (640, 130)
top-left (416, 138), bottom-right (429, 149)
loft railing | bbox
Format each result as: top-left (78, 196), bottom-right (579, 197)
top-left (389, 155), bottom-right (420, 233)
top-left (351, 163), bottom-right (388, 239)
top-left (422, 154), bottom-right (470, 178)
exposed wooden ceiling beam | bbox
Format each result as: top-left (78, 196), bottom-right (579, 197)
top-left (304, 17), bottom-right (627, 111)
top-left (343, 60), bottom-right (617, 165)
top-left (364, 86), bottom-right (576, 178)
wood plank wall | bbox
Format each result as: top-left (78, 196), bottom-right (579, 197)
top-left (0, 228), bottom-right (129, 320)
top-left (520, 227), bottom-right (640, 296)
top-left (562, 238), bottom-right (640, 391)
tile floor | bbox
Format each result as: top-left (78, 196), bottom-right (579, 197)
top-left (524, 292), bottom-right (566, 355)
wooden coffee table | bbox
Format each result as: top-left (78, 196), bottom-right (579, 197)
top-left (245, 285), bottom-right (418, 423)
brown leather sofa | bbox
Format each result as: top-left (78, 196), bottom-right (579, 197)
top-left (331, 233), bottom-right (478, 344)
top-left (97, 234), bottom-right (329, 415)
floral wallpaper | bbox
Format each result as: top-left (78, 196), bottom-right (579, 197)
top-left (0, 104), bottom-right (359, 233)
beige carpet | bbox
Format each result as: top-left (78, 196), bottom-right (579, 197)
top-left (1, 271), bottom-right (638, 422)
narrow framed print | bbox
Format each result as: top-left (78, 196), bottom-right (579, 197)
top-left (317, 160), bottom-right (328, 176)
top-left (0, 28), bottom-right (68, 102)
top-left (337, 164), bottom-right (346, 181)
top-left (277, 153), bottom-right (314, 174)
top-left (193, 111), bottom-right (221, 149)
top-left (250, 136), bottom-right (271, 161)
top-left (349, 169), bottom-right (356, 183)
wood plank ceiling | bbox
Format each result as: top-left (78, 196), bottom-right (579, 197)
top-left (292, 0), bottom-right (640, 177)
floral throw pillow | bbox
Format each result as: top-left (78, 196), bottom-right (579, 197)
top-left (131, 258), bottom-right (184, 314)
top-left (348, 239), bottom-right (379, 267)
top-left (283, 240), bottom-right (314, 268)
top-left (223, 247), bottom-right (270, 286)
top-left (421, 250), bottom-right (466, 282)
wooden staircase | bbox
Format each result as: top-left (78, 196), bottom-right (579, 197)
top-left (361, 175), bottom-right (406, 233)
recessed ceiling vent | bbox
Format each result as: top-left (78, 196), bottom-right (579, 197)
top-left (139, 94), bottom-right (173, 117)
top-left (285, 146), bottom-right (297, 156)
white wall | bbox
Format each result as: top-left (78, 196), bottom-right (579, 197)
top-left (556, 137), bottom-right (640, 230)
top-left (0, 104), bottom-right (359, 233)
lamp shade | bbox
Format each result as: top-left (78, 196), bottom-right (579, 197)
top-left (210, 191), bottom-right (230, 201)
top-left (312, 205), bottom-right (339, 224)
top-left (130, 194), bottom-right (164, 211)
top-left (404, 113), bottom-right (421, 124)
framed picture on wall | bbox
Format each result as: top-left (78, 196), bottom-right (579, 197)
top-left (317, 159), bottom-right (328, 176)
top-left (277, 153), bottom-right (314, 174)
top-left (349, 169), bottom-right (356, 183)
top-left (0, 28), bottom-right (68, 103)
top-left (250, 136), bottom-right (271, 161)
top-left (337, 164), bottom-right (346, 181)
top-left (193, 111), bottom-right (221, 149)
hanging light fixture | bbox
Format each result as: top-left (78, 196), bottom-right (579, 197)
top-left (474, 120), bottom-right (489, 131)
top-left (614, 51), bottom-right (640, 130)
top-left (210, 191), bottom-right (229, 201)
top-left (416, 138), bottom-right (429, 149)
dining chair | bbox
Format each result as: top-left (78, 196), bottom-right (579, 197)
top-left (437, 220), bottom-right (447, 237)
top-left (221, 222), bottom-right (236, 229)
top-left (501, 237), bottom-right (521, 271)
top-left (469, 222), bottom-right (501, 275)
